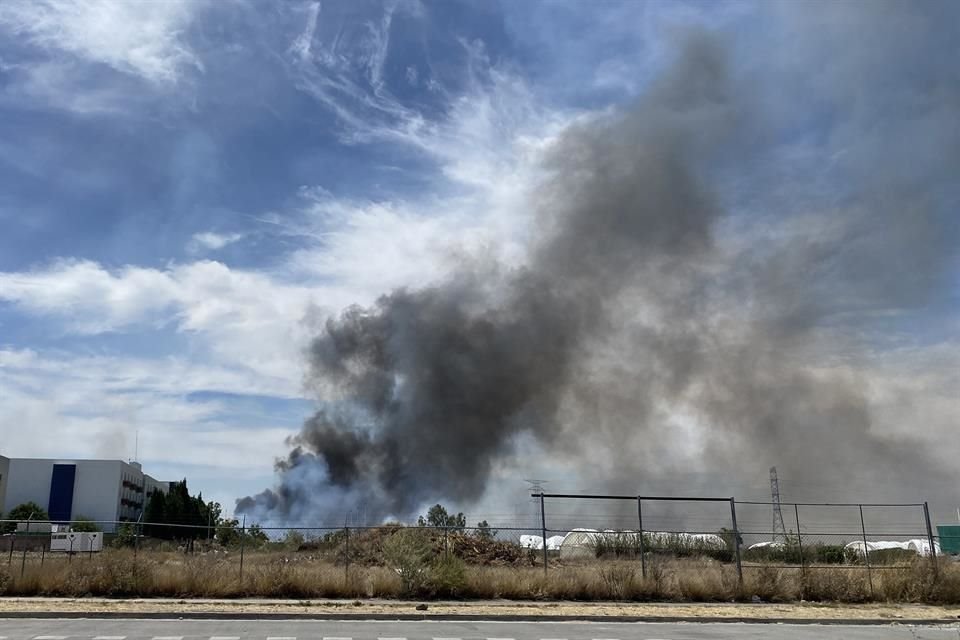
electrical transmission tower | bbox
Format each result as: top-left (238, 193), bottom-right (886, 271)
top-left (770, 466), bottom-right (787, 543)
top-left (525, 479), bottom-right (548, 530)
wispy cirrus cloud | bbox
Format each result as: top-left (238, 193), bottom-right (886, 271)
top-left (0, 0), bottom-right (203, 114)
top-left (0, 0), bottom-right (202, 86)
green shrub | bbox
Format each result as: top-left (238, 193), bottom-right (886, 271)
top-left (591, 532), bottom-right (731, 562)
top-left (111, 523), bottom-right (137, 548)
top-left (430, 555), bottom-right (467, 597)
top-left (382, 529), bottom-right (433, 596)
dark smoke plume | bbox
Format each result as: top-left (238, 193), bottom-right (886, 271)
top-left (239, 15), bottom-right (960, 524)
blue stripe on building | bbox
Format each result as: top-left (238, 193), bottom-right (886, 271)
top-left (48, 464), bottom-right (76, 521)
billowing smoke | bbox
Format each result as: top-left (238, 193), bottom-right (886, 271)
top-left (239, 13), bottom-right (960, 524)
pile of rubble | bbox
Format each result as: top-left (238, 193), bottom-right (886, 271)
top-left (301, 526), bottom-right (536, 567)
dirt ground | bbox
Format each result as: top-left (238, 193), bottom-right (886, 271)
top-left (2, 597), bottom-right (960, 621)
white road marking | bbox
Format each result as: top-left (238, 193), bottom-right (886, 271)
top-left (94, 636), bottom-right (127, 640)
top-left (210, 637), bottom-right (240, 640)
top-left (487, 637), bottom-right (516, 640)
top-left (322, 637), bottom-right (353, 640)
top-left (378, 637), bottom-right (407, 640)
top-left (433, 637), bottom-right (462, 640)
top-left (268, 637), bottom-right (298, 640)
top-left (151, 637), bottom-right (183, 640)
top-left (34, 636), bottom-right (68, 640)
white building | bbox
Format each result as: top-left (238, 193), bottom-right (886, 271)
top-left (0, 455), bottom-right (172, 531)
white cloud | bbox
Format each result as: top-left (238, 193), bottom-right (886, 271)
top-left (0, 0), bottom-right (202, 86)
top-left (0, 346), bottom-right (296, 514)
top-left (188, 232), bottom-right (245, 253)
top-left (0, 259), bottom-right (180, 333)
top-left (0, 259), bottom-right (328, 389)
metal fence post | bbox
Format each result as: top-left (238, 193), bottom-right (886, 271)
top-left (344, 526), bottom-right (350, 585)
top-left (8, 533), bottom-right (14, 565)
top-left (729, 498), bottom-right (743, 586)
top-left (540, 493), bottom-right (548, 576)
top-left (20, 517), bottom-right (31, 578)
top-left (239, 515), bottom-right (246, 584)
top-left (637, 496), bottom-right (647, 579)
top-left (923, 501), bottom-right (938, 577)
top-left (135, 514), bottom-right (142, 560)
top-left (858, 504), bottom-right (874, 598)
top-left (794, 503), bottom-right (805, 580)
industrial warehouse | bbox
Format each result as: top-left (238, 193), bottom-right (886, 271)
top-left (0, 455), bottom-right (172, 532)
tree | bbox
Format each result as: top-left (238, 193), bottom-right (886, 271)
top-left (417, 504), bottom-right (466, 530)
top-left (143, 480), bottom-right (219, 540)
top-left (1, 502), bottom-right (49, 533)
top-left (474, 520), bottom-right (497, 540)
top-left (216, 518), bottom-right (268, 548)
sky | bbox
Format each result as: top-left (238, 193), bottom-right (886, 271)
top-left (0, 0), bottom-right (958, 524)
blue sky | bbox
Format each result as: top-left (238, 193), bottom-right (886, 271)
top-left (0, 0), bottom-right (957, 520)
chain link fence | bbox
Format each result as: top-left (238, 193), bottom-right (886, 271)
top-left (0, 495), bottom-right (949, 601)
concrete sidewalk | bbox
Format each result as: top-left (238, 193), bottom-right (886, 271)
top-left (1, 598), bottom-right (960, 625)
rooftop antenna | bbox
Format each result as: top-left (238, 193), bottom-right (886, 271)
top-left (770, 466), bottom-right (787, 544)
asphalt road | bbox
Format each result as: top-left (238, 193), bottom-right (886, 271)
top-left (1, 619), bottom-right (959, 640)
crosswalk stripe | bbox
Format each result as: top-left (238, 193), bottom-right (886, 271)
top-left (487, 637), bottom-right (515, 640)
top-left (268, 637), bottom-right (298, 640)
top-left (94, 636), bottom-right (127, 639)
top-left (433, 637), bottom-right (462, 640)
top-left (322, 637), bottom-right (352, 640)
top-left (151, 637), bottom-right (183, 640)
top-left (34, 636), bottom-right (68, 639)
top-left (378, 637), bottom-right (407, 640)
top-left (210, 637), bottom-right (240, 640)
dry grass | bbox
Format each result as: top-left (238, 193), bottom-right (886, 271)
top-left (1, 550), bottom-right (959, 603)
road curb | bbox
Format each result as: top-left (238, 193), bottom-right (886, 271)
top-left (1, 611), bottom-right (959, 625)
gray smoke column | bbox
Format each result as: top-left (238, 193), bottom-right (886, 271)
top-left (239, 15), bottom-right (960, 523)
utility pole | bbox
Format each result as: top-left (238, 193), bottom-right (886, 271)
top-left (770, 466), bottom-right (787, 544)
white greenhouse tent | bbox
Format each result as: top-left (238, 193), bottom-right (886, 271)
top-left (557, 528), bottom-right (726, 560)
top-left (519, 534), bottom-right (564, 550)
top-left (844, 539), bottom-right (940, 557)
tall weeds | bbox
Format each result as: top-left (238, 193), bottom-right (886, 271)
top-left (1, 550), bottom-right (957, 603)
